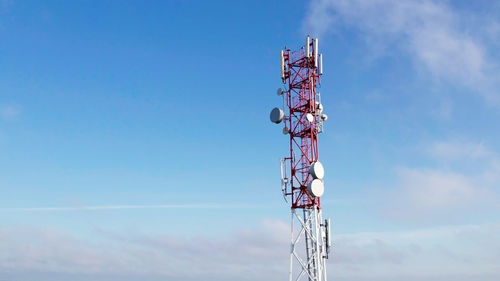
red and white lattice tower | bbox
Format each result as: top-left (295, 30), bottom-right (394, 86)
top-left (270, 36), bottom-right (331, 281)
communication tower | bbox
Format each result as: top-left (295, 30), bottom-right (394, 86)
top-left (270, 36), bottom-right (331, 281)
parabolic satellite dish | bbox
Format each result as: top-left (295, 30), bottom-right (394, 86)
top-left (306, 113), bottom-right (314, 122)
top-left (308, 179), bottom-right (324, 197)
top-left (309, 161), bottom-right (325, 180)
top-left (270, 107), bottom-right (284, 124)
top-left (316, 102), bottom-right (323, 113)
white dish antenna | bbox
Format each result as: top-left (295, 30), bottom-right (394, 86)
top-left (320, 113), bottom-right (328, 121)
top-left (309, 161), bottom-right (325, 180)
top-left (270, 107), bottom-right (284, 124)
top-left (308, 179), bottom-right (324, 197)
top-left (316, 102), bottom-right (323, 114)
top-left (306, 113), bottom-right (314, 122)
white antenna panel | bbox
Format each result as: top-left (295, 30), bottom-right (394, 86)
top-left (306, 36), bottom-right (310, 58)
top-left (315, 38), bottom-right (319, 68)
top-left (326, 218), bottom-right (331, 249)
top-left (280, 50), bottom-right (285, 79)
top-left (319, 53), bottom-right (323, 75)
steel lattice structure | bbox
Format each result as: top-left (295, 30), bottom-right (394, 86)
top-left (271, 36), bottom-right (330, 281)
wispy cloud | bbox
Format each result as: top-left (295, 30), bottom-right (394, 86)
top-left (0, 203), bottom-right (273, 212)
top-left (428, 140), bottom-right (491, 161)
top-left (333, 222), bottom-right (500, 280)
top-left (379, 140), bottom-right (500, 220)
top-left (390, 168), bottom-right (482, 212)
top-left (1, 221), bottom-right (499, 281)
top-left (306, 0), bottom-right (500, 104)
top-left (1, 105), bottom-right (20, 119)
top-left (0, 220), bottom-right (289, 281)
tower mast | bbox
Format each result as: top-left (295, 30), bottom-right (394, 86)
top-left (271, 36), bottom-right (330, 281)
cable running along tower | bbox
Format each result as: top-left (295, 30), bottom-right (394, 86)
top-left (270, 36), bottom-right (330, 281)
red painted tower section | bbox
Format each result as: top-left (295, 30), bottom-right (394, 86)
top-left (281, 37), bottom-right (323, 209)
top-left (273, 36), bottom-right (329, 281)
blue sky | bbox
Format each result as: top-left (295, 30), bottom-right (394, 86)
top-left (1, 0), bottom-right (499, 280)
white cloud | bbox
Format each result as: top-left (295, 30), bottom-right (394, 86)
top-left (1, 105), bottom-right (20, 119)
top-left (380, 140), bottom-right (500, 220)
top-left (332, 222), bottom-right (500, 280)
top-left (429, 140), bottom-right (491, 160)
top-left (0, 221), bottom-right (289, 281)
top-left (389, 168), bottom-right (482, 215)
top-left (1, 221), bottom-right (499, 281)
top-left (306, 0), bottom-right (500, 103)
top-left (0, 203), bottom-right (270, 212)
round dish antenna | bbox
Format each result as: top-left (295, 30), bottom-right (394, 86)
top-left (316, 102), bottom-right (323, 114)
top-left (320, 113), bottom-right (328, 121)
top-left (306, 113), bottom-right (314, 122)
top-left (309, 161), bottom-right (325, 180)
top-left (308, 179), bottom-right (324, 197)
top-left (270, 107), bottom-right (285, 124)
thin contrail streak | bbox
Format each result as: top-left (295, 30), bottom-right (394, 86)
top-left (0, 203), bottom-right (272, 212)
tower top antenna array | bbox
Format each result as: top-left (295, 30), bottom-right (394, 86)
top-left (270, 35), bottom-right (331, 281)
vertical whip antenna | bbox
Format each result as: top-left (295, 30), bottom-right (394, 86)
top-left (306, 35), bottom-right (310, 58)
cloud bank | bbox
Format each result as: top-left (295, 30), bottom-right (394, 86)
top-left (380, 140), bottom-right (500, 220)
top-left (0, 220), bottom-right (499, 281)
top-left (306, 0), bottom-right (500, 103)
